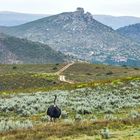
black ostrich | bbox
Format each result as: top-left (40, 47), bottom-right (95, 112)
top-left (47, 95), bottom-right (61, 121)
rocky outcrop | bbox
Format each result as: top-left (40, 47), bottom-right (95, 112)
top-left (0, 8), bottom-right (140, 66)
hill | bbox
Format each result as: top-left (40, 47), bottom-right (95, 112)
top-left (0, 33), bottom-right (66, 64)
top-left (0, 62), bottom-right (140, 93)
top-left (0, 63), bottom-right (67, 93)
top-left (117, 23), bottom-right (140, 43)
top-left (1, 8), bottom-right (140, 66)
top-left (63, 62), bottom-right (140, 82)
top-left (93, 15), bottom-right (140, 29)
top-left (0, 11), bottom-right (48, 26)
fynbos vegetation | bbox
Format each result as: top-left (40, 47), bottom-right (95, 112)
top-left (0, 79), bottom-right (139, 139)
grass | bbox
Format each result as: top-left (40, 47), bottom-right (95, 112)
top-left (0, 119), bottom-right (140, 140)
top-left (0, 63), bottom-right (140, 94)
top-left (0, 73), bottom-right (61, 93)
top-left (0, 63), bottom-right (65, 74)
top-left (0, 64), bottom-right (66, 94)
top-left (63, 63), bottom-right (140, 82)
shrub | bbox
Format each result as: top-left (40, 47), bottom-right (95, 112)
top-left (41, 115), bottom-right (50, 122)
top-left (76, 106), bottom-right (92, 115)
top-left (0, 119), bottom-right (33, 132)
top-left (90, 116), bottom-right (97, 122)
top-left (104, 114), bottom-right (117, 121)
top-left (12, 66), bottom-right (17, 70)
top-left (86, 73), bottom-right (92, 75)
top-left (106, 71), bottom-right (113, 75)
top-left (64, 119), bottom-right (74, 125)
top-left (52, 67), bottom-right (57, 70)
top-left (128, 111), bottom-right (140, 119)
top-left (101, 128), bottom-right (110, 139)
top-left (104, 108), bottom-right (115, 114)
top-left (75, 114), bottom-right (82, 121)
top-left (134, 68), bottom-right (139, 70)
top-left (61, 111), bottom-right (68, 119)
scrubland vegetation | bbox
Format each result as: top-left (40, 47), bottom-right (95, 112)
top-left (0, 63), bottom-right (65, 74)
top-left (0, 76), bottom-right (140, 139)
top-left (63, 63), bottom-right (140, 82)
top-left (0, 64), bottom-right (65, 93)
top-left (0, 63), bottom-right (140, 139)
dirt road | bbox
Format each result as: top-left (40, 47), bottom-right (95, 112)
top-left (59, 75), bottom-right (74, 84)
top-left (55, 62), bottom-right (74, 75)
top-left (55, 62), bottom-right (74, 84)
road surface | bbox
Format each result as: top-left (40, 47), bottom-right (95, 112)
top-left (55, 62), bottom-right (74, 75)
top-left (59, 75), bottom-right (74, 84)
top-left (55, 62), bottom-right (74, 84)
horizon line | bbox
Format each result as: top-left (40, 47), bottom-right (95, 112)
top-left (0, 10), bottom-right (140, 18)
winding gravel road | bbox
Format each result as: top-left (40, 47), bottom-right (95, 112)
top-left (55, 62), bottom-right (74, 84)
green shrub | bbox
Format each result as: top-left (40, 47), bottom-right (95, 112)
top-left (12, 66), bottom-right (17, 70)
top-left (52, 67), bottom-right (58, 70)
top-left (101, 128), bottom-right (110, 139)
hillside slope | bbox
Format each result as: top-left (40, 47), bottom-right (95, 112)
top-left (117, 23), bottom-right (140, 43)
top-left (0, 33), bottom-right (66, 64)
top-left (63, 63), bottom-right (140, 82)
top-left (0, 8), bottom-right (140, 66)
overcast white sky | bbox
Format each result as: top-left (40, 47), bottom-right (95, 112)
top-left (0, 0), bottom-right (140, 17)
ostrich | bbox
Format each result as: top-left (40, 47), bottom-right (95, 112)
top-left (47, 95), bottom-right (61, 121)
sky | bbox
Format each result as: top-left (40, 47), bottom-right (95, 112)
top-left (0, 0), bottom-right (140, 17)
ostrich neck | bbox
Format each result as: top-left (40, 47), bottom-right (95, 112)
top-left (54, 96), bottom-right (57, 105)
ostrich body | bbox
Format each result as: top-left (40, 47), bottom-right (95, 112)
top-left (47, 95), bottom-right (61, 121)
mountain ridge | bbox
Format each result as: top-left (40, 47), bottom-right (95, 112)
top-left (117, 23), bottom-right (140, 43)
top-left (1, 11), bottom-right (140, 29)
top-left (93, 15), bottom-right (140, 29)
top-left (0, 11), bottom-right (48, 26)
top-left (0, 8), bottom-right (140, 66)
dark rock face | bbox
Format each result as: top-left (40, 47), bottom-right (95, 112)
top-left (76, 7), bottom-right (84, 15)
top-left (0, 8), bottom-right (140, 66)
